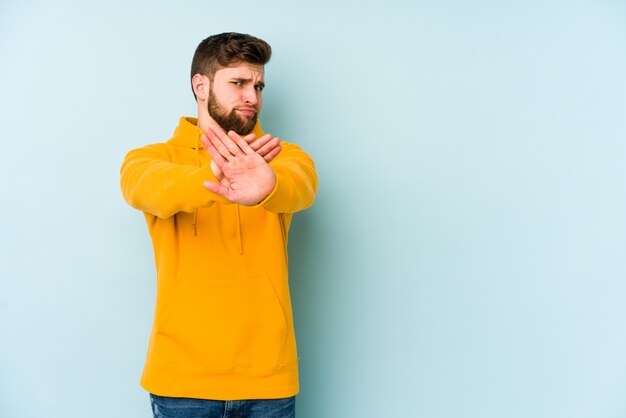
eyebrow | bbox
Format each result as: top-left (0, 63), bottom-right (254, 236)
top-left (231, 77), bottom-right (265, 88)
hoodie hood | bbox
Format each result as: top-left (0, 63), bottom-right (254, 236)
top-left (167, 117), bottom-right (265, 149)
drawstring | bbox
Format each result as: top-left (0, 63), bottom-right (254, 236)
top-left (192, 134), bottom-right (201, 237)
top-left (192, 127), bottom-right (243, 254)
top-left (236, 204), bottom-right (243, 255)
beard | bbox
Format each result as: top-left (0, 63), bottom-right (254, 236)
top-left (207, 87), bottom-right (258, 135)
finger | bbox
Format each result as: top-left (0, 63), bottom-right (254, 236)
top-left (206, 143), bottom-right (228, 168)
top-left (256, 137), bottom-right (281, 157)
top-left (204, 128), bottom-right (232, 160)
top-left (210, 159), bottom-right (229, 185)
top-left (248, 133), bottom-right (273, 151)
top-left (213, 128), bottom-right (245, 158)
top-left (200, 134), bottom-right (216, 152)
top-left (228, 130), bottom-right (255, 155)
top-left (202, 134), bottom-right (228, 168)
top-left (206, 128), bottom-right (235, 161)
top-left (263, 144), bottom-right (282, 163)
top-left (204, 126), bottom-right (224, 144)
top-left (209, 160), bottom-right (223, 181)
top-left (208, 123), bottom-right (227, 138)
top-left (243, 133), bottom-right (257, 144)
top-left (203, 180), bottom-right (231, 200)
top-left (205, 128), bottom-right (237, 161)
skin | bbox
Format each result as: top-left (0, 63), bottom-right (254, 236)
top-left (202, 129), bottom-right (277, 205)
top-left (191, 62), bottom-right (281, 205)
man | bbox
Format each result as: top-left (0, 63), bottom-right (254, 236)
top-left (120, 32), bottom-right (317, 418)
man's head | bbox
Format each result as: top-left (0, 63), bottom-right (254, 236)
top-left (191, 33), bottom-right (272, 135)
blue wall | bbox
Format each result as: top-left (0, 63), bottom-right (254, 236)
top-left (1, 1), bottom-right (625, 417)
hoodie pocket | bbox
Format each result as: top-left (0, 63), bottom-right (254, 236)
top-left (155, 276), bottom-right (289, 369)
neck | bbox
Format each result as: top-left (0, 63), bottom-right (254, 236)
top-left (197, 105), bottom-right (222, 135)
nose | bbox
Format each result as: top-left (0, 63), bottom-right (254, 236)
top-left (242, 85), bottom-right (258, 105)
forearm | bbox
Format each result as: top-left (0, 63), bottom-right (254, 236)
top-left (120, 146), bottom-right (229, 218)
top-left (258, 143), bottom-right (318, 214)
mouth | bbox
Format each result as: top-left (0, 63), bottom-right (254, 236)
top-left (236, 107), bottom-right (257, 118)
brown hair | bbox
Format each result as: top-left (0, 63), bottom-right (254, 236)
top-left (190, 32), bottom-right (272, 100)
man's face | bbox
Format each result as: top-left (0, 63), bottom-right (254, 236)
top-left (207, 62), bottom-right (265, 135)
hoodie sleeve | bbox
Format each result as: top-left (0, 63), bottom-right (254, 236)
top-left (120, 144), bottom-right (230, 219)
top-left (258, 142), bottom-right (318, 214)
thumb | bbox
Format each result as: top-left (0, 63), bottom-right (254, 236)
top-left (203, 180), bottom-right (230, 199)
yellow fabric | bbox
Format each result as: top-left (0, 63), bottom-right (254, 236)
top-left (120, 117), bottom-right (317, 400)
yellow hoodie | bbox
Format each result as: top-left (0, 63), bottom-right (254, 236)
top-left (120, 117), bottom-right (317, 400)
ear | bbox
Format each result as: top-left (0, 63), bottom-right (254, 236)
top-left (192, 74), bottom-right (209, 101)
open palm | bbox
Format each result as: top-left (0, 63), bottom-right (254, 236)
top-left (202, 129), bottom-right (276, 205)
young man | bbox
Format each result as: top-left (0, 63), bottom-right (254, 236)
top-left (120, 32), bottom-right (317, 418)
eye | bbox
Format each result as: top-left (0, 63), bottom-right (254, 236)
top-left (255, 85), bottom-right (264, 92)
top-left (231, 81), bottom-right (242, 86)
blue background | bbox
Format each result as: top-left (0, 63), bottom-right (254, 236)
top-left (1, 1), bottom-right (625, 417)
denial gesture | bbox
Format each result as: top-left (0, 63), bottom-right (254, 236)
top-left (202, 127), bottom-right (278, 205)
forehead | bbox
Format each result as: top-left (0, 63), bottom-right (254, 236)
top-left (215, 63), bottom-right (264, 80)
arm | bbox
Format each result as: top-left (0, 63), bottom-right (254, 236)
top-left (120, 144), bottom-right (230, 219)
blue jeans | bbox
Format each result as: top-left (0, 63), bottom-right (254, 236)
top-left (150, 393), bottom-right (296, 418)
